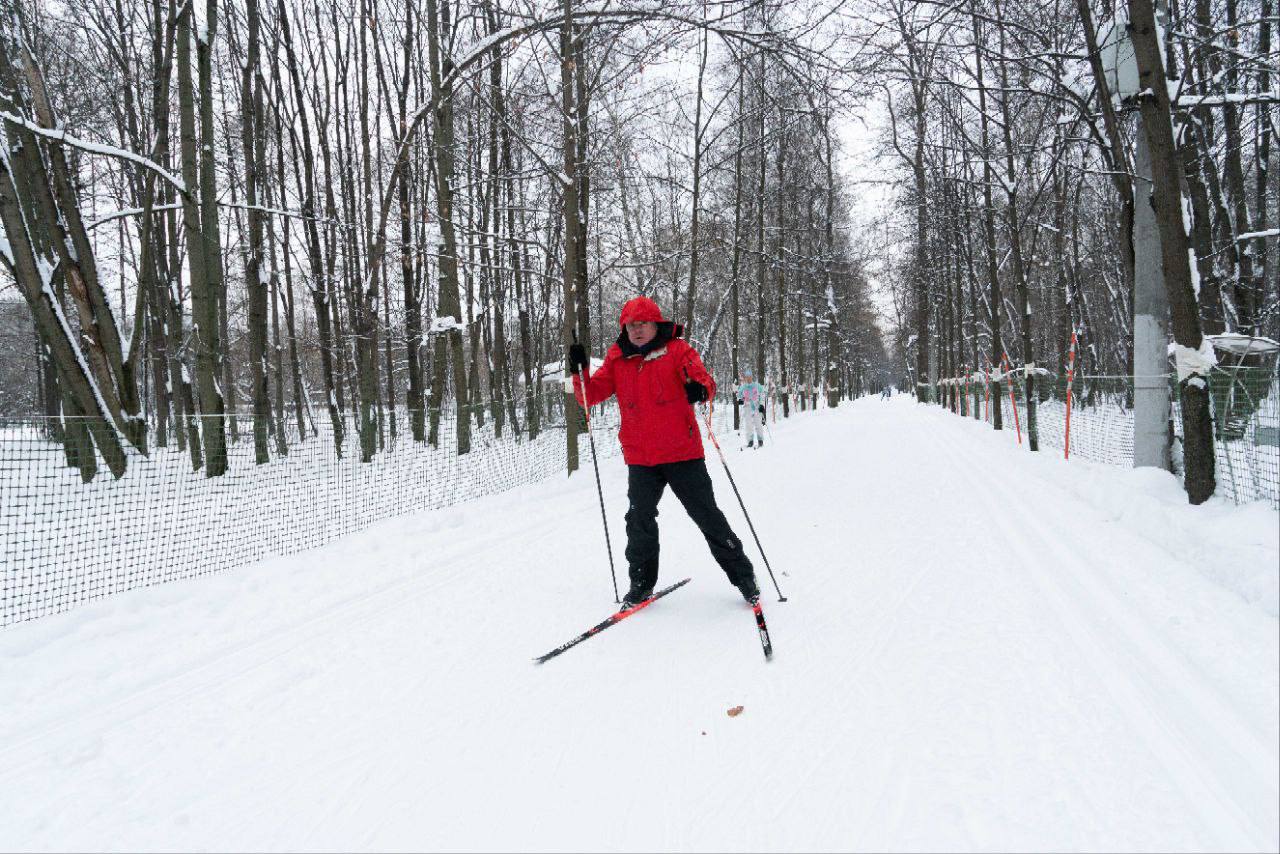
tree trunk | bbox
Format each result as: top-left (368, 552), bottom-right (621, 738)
top-left (995, 11), bottom-right (1037, 449)
top-left (730, 65), bottom-right (746, 430)
top-left (755, 53), bottom-right (768, 381)
top-left (14, 37), bottom-right (145, 450)
top-left (775, 125), bottom-right (790, 418)
top-left (277, 0), bottom-right (343, 453)
top-left (424, 0), bottom-right (470, 454)
top-left (178, 0), bottom-right (228, 475)
top-left (683, 27), bottom-right (709, 336)
top-left (559, 0), bottom-right (583, 473)
top-left (509, 135), bottom-right (539, 439)
top-left (242, 0), bottom-right (270, 463)
top-left (1127, 0), bottom-right (1216, 503)
top-left (971, 3), bottom-right (1004, 430)
top-left (0, 154), bottom-right (128, 477)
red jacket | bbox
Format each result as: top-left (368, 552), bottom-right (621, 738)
top-left (573, 298), bottom-right (716, 467)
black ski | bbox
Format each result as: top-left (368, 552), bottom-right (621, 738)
top-left (751, 601), bottom-right (773, 660)
top-left (534, 578), bottom-right (692, 664)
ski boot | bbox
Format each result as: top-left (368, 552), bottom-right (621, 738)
top-left (621, 582), bottom-right (654, 609)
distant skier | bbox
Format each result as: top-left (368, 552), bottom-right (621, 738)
top-left (736, 369), bottom-right (767, 449)
top-left (568, 296), bottom-right (761, 607)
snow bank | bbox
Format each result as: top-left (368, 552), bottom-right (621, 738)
top-left (940, 405), bottom-right (1279, 616)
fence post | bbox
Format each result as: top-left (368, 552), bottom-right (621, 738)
top-left (1003, 352), bottom-right (1023, 445)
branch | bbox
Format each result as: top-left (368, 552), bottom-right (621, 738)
top-left (0, 111), bottom-right (187, 195)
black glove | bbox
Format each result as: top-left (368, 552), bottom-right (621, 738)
top-left (759, 405), bottom-right (765, 415)
top-left (735, 398), bottom-right (744, 406)
top-left (684, 381), bottom-right (708, 404)
top-left (568, 343), bottom-right (589, 375)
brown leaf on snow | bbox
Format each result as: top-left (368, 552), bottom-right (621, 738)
top-left (727, 705), bottom-right (744, 717)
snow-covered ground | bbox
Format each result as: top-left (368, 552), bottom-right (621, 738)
top-left (1, 396), bottom-right (1276, 852)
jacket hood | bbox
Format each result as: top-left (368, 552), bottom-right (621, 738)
top-left (618, 296), bottom-right (667, 327)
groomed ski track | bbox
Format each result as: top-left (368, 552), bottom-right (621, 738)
top-left (1, 396), bottom-right (1276, 851)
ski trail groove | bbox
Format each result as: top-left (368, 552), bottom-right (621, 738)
top-left (928, 421), bottom-right (1277, 849)
top-left (0, 504), bottom-right (554, 774)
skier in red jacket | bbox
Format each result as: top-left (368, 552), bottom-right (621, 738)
top-left (569, 296), bottom-right (760, 607)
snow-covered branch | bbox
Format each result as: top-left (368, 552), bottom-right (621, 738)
top-left (0, 112), bottom-right (187, 194)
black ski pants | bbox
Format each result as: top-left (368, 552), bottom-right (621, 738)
top-left (624, 457), bottom-right (755, 591)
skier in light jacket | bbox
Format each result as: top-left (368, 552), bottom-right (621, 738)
top-left (568, 296), bottom-right (761, 607)
top-left (736, 369), bottom-right (767, 449)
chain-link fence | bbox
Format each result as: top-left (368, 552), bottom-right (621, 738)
top-left (933, 366), bottom-right (1279, 508)
top-left (1186, 366), bottom-right (1280, 507)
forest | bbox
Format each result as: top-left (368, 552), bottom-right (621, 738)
top-left (0, 0), bottom-right (1274, 504)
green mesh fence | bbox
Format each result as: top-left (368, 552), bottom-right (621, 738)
top-left (930, 366), bottom-right (1280, 509)
top-left (1188, 366), bottom-right (1280, 507)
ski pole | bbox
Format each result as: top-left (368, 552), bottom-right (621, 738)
top-left (571, 333), bottom-right (619, 603)
top-left (700, 398), bottom-right (787, 602)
